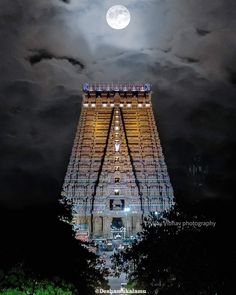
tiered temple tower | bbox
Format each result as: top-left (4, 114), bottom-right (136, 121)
top-left (61, 83), bottom-right (174, 239)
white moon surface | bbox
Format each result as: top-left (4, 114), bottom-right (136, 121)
top-left (106, 5), bottom-right (130, 30)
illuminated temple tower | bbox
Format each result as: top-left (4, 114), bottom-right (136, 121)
top-left (61, 83), bottom-right (174, 239)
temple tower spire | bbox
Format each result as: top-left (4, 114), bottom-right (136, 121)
top-left (62, 83), bottom-right (174, 240)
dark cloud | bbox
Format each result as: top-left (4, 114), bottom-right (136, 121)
top-left (174, 55), bottom-right (199, 64)
top-left (196, 28), bottom-right (211, 36)
top-left (27, 49), bottom-right (85, 68)
top-left (59, 0), bottom-right (71, 3)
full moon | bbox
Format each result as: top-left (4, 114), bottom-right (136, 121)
top-left (106, 5), bottom-right (130, 30)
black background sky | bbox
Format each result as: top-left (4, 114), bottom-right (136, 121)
top-left (0, 0), bottom-right (236, 209)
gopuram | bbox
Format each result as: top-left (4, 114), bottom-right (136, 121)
top-left (61, 83), bottom-right (174, 239)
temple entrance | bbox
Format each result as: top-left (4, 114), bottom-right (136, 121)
top-left (110, 217), bottom-right (125, 239)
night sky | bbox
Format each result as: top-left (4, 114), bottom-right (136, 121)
top-left (0, 0), bottom-right (235, 209)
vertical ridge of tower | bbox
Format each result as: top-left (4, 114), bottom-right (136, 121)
top-left (119, 107), bottom-right (144, 214)
top-left (90, 108), bottom-right (115, 234)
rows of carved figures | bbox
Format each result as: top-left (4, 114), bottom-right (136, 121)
top-left (71, 199), bottom-right (173, 214)
top-left (83, 103), bottom-right (151, 108)
top-left (61, 89), bottom-right (174, 238)
top-left (82, 83), bottom-right (151, 93)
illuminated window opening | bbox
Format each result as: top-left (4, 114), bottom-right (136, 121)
top-left (115, 143), bottom-right (120, 152)
top-left (114, 189), bottom-right (119, 195)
